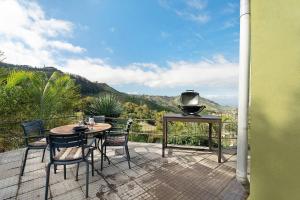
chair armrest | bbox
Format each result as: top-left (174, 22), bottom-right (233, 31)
top-left (109, 127), bottom-right (125, 132)
top-left (106, 130), bottom-right (127, 137)
top-left (23, 135), bottom-right (46, 139)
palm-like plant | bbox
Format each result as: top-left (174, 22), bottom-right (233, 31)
top-left (2, 70), bottom-right (80, 120)
top-left (88, 94), bottom-right (122, 118)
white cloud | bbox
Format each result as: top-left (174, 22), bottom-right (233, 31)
top-left (222, 18), bottom-right (238, 29)
top-left (204, 94), bottom-right (237, 100)
top-left (159, 0), bottom-right (210, 24)
top-left (175, 10), bottom-right (209, 24)
top-left (160, 31), bottom-right (170, 38)
top-left (61, 58), bottom-right (158, 85)
top-left (186, 0), bottom-right (207, 10)
top-left (223, 2), bottom-right (238, 14)
top-left (0, 0), bottom-right (84, 66)
top-left (109, 27), bottom-right (116, 32)
top-left (105, 47), bottom-right (114, 54)
top-left (61, 55), bottom-right (238, 89)
top-left (0, 41), bottom-right (56, 67)
top-left (48, 41), bottom-right (85, 53)
top-left (203, 93), bottom-right (238, 106)
top-left (189, 13), bottom-right (210, 23)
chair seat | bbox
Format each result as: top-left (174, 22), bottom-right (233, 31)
top-left (104, 136), bottom-right (126, 146)
top-left (54, 147), bottom-right (90, 161)
top-left (28, 138), bottom-right (47, 147)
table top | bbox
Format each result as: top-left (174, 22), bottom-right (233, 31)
top-left (50, 123), bottom-right (112, 135)
top-left (163, 113), bottom-right (221, 122)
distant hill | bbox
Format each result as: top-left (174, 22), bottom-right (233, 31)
top-left (0, 62), bottom-right (233, 113)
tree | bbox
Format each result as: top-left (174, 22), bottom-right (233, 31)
top-left (0, 70), bottom-right (80, 121)
top-left (0, 70), bottom-right (80, 151)
top-left (121, 102), bottom-right (154, 119)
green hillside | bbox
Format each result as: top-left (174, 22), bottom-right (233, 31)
top-left (0, 62), bottom-right (231, 113)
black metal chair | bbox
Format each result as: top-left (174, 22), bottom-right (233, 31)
top-left (45, 132), bottom-right (95, 199)
top-left (101, 119), bottom-right (133, 170)
top-left (20, 120), bottom-right (48, 176)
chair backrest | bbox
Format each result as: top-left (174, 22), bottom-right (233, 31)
top-left (48, 132), bottom-right (85, 161)
top-left (21, 120), bottom-right (45, 146)
top-left (105, 119), bottom-right (133, 145)
top-left (109, 118), bottom-right (133, 133)
top-left (94, 115), bottom-right (105, 123)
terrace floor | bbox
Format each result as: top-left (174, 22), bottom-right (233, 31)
top-left (0, 142), bottom-right (248, 200)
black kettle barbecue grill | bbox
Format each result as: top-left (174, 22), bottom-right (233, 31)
top-left (178, 90), bottom-right (206, 115)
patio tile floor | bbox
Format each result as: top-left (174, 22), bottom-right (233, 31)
top-left (0, 142), bottom-right (248, 200)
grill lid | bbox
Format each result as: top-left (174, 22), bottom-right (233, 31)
top-left (180, 90), bottom-right (200, 106)
top-left (179, 90), bottom-right (206, 115)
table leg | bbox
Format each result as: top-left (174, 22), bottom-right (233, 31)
top-left (97, 135), bottom-right (111, 164)
top-left (208, 123), bottom-right (212, 151)
top-left (218, 122), bottom-right (222, 163)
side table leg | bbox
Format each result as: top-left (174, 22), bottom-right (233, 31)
top-left (162, 118), bottom-right (166, 157)
top-left (208, 123), bottom-right (212, 151)
top-left (218, 122), bottom-right (222, 163)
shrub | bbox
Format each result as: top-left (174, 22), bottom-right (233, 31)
top-left (87, 94), bottom-right (122, 118)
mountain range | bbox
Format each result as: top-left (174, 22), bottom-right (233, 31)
top-left (0, 62), bottom-right (234, 113)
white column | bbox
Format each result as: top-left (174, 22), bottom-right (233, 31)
top-left (237, 0), bottom-right (250, 183)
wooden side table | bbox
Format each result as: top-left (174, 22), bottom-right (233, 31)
top-left (162, 113), bottom-right (222, 163)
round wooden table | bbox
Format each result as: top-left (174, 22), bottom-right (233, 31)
top-left (50, 123), bottom-right (112, 135)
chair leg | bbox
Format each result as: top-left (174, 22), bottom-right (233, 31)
top-left (42, 148), bottom-right (46, 162)
top-left (85, 161), bottom-right (89, 198)
top-left (91, 150), bottom-right (94, 176)
top-left (53, 150), bottom-right (57, 174)
top-left (101, 144), bottom-right (104, 171)
top-left (76, 163), bottom-right (80, 181)
top-left (21, 148), bottom-right (29, 176)
top-left (64, 165), bottom-right (66, 180)
top-left (104, 145), bottom-right (107, 161)
top-left (125, 145), bottom-right (131, 169)
top-left (45, 163), bottom-right (51, 200)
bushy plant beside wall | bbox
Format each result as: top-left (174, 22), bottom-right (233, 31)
top-left (0, 69), bottom-right (81, 151)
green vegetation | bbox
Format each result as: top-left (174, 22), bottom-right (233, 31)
top-left (0, 70), bottom-right (80, 121)
top-left (121, 102), bottom-right (154, 119)
top-left (86, 94), bottom-right (122, 118)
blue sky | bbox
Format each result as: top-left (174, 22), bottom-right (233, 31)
top-left (0, 0), bottom-right (239, 106)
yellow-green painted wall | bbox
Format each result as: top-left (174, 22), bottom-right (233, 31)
top-left (250, 0), bottom-right (300, 199)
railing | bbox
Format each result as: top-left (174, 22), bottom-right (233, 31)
top-left (106, 117), bottom-right (238, 149)
top-left (0, 115), bottom-right (238, 152)
top-left (0, 115), bottom-right (81, 152)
